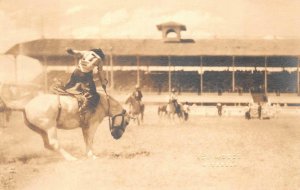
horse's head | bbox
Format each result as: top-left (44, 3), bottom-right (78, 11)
top-left (124, 95), bottom-right (130, 104)
top-left (105, 95), bottom-right (130, 140)
top-left (125, 94), bottom-right (134, 105)
top-left (109, 109), bottom-right (131, 139)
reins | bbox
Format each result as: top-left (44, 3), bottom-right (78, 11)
top-left (102, 88), bottom-right (128, 131)
top-left (102, 87), bottom-right (112, 128)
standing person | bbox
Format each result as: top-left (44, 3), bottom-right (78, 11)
top-left (63, 48), bottom-right (107, 126)
top-left (258, 102), bottom-right (262, 119)
top-left (217, 103), bottom-right (223, 117)
top-left (182, 102), bottom-right (190, 120)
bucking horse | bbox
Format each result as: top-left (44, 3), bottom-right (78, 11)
top-left (1, 91), bottom-right (131, 161)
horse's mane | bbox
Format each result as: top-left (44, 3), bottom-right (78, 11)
top-left (98, 92), bottom-right (119, 101)
top-left (125, 93), bottom-right (135, 103)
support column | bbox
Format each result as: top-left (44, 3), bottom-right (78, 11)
top-left (13, 55), bottom-right (18, 83)
top-left (264, 56), bottom-right (268, 94)
top-left (43, 56), bottom-right (48, 92)
top-left (109, 49), bottom-right (114, 90)
top-left (297, 57), bottom-right (299, 95)
top-left (104, 57), bottom-right (109, 81)
top-left (168, 56), bottom-right (171, 93)
top-left (200, 56), bottom-right (203, 95)
top-left (137, 55), bottom-right (140, 86)
top-left (232, 56), bottom-right (235, 92)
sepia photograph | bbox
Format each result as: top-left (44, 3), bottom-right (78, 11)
top-left (0, 0), bottom-right (299, 189)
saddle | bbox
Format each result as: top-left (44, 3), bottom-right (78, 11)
top-left (50, 82), bottom-right (82, 95)
top-left (50, 84), bottom-right (85, 105)
top-left (50, 84), bottom-right (98, 127)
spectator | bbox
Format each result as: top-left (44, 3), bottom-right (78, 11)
top-left (258, 103), bottom-right (262, 119)
top-left (217, 89), bottom-right (222, 96)
top-left (216, 103), bottom-right (223, 117)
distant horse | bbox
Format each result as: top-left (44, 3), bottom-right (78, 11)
top-left (166, 101), bottom-right (184, 121)
top-left (2, 93), bottom-right (130, 161)
top-left (158, 104), bottom-right (167, 116)
top-left (125, 95), bottom-right (144, 125)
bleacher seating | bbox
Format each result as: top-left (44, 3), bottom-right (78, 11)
top-left (31, 70), bottom-right (298, 94)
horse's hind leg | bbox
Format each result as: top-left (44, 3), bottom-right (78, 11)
top-left (24, 118), bottom-right (77, 161)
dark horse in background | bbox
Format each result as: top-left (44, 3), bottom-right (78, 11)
top-left (125, 94), bottom-right (145, 125)
top-left (157, 104), bottom-right (168, 116)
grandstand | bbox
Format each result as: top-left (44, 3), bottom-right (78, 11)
top-left (4, 22), bottom-right (300, 105)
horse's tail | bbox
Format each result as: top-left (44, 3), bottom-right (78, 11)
top-left (2, 101), bottom-right (25, 112)
top-left (0, 95), bottom-right (25, 123)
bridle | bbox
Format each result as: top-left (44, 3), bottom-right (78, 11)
top-left (109, 109), bottom-right (127, 132)
top-left (103, 88), bottom-right (127, 131)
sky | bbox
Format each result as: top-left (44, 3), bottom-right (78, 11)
top-left (0, 0), bottom-right (300, 52)
top-left (0, 0), bottom-right (300, 82)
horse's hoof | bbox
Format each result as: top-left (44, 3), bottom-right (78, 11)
top-left (86, 151), bottom-right (98, 160)
top-left (92, 155), bottom-right (98, 160)
top-left (86, 154), bottom-right (98, 160)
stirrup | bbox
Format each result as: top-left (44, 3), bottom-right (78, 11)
top-left (79, 114), bottom-right (88, 127)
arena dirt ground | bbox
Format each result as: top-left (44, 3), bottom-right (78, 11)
top-left (0, 105), bottom-right (299, 190)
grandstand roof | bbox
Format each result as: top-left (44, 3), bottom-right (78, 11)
top-left (5, 38), bottom-right (300, 60)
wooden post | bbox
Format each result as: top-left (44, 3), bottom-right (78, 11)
top-left (168, 56), bottom-right (171, 93)
top-left (104, 57), bottom-right (109, 81)
top-left (200, 56), bottom-right (203, 95)
top-left (13, 55), bottom-right (18, 83)
top-left (137, 55), bottom-right (140, 86)
top-left (232, 56), bottom-right (235, 92)
top-left (297, 57), bottom-right (299, 95)
top-left (110, 49), bottom-right (114, 90)
top-left (264, 56), bottom-right (268, 94)
top-left (43, 56), bottom-right (48, 92)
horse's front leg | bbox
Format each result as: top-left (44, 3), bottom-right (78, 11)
top-left (46, 126), bottom-right (77, 161)
top-left (82, 123), bottom-right (99, 159)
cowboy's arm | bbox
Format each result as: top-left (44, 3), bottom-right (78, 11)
top-left (66, 48), bottom-right (87, 58)
top-left (64, 71), bottom-right (77, 90)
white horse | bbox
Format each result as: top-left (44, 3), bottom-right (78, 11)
top-left (166, 100), bottom-right (184, 121)
top-left (3, 93), bottom-right (130, 161)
